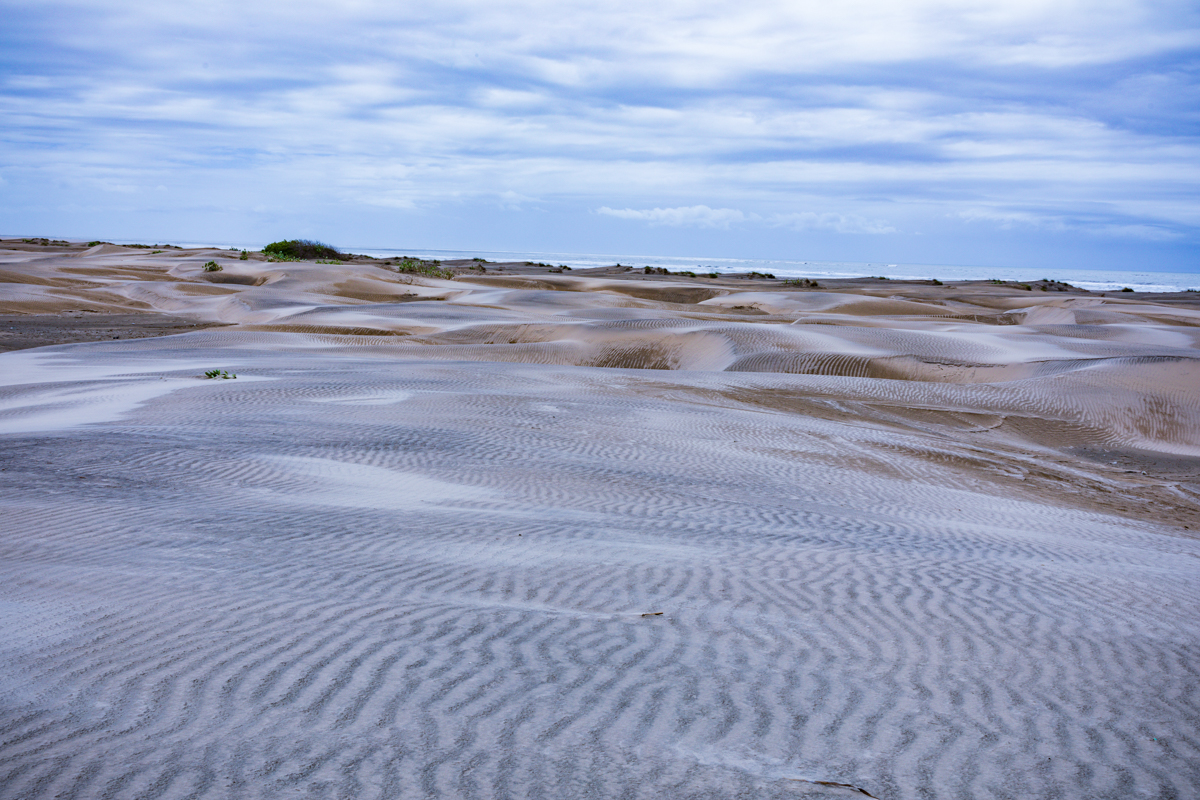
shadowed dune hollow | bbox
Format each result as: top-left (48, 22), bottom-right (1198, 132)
top-left (1, 244), bottom-right (1198, 799)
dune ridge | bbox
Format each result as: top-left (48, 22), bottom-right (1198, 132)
top-left (1, 241), bottom-right (1198, 799)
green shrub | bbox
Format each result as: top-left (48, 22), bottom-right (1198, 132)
top-left (707, 272), bottom-right (719, 278)
top-left (239, 250), bottom-right (249, 260)
top-left (262, 239), bottom-right (343, 260)
top-left (931, 278), bottom-right (943, 286)
top-left (1121, 287), bottom-right (1134, 292)
top-left (202, 260), bottom-right (222, 272)
top-left (396, 257), bottom-right (453, 280)
top-left (203, 368), bottom-right (236, 379)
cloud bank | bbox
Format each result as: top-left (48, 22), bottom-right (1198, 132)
top-left (598, 206), bottom-right (896, 235)
top-left (0, 0), bottom-right (1197, 268)
top-left (597, 206), bottom-right (749, 229)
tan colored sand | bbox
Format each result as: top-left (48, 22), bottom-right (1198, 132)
top-left (2, 238), bottom-right (1196, 528)
top-left (1, 238), bottom-right (1198, 799)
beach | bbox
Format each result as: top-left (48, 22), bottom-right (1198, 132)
top-left (1, 239), bottom-right (1198, 799)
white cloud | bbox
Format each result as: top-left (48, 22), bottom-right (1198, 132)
top-left (597, 206), bottom-right (896, 234)
top-left (957, 208), bottom-right (1183, 240)
top-left (597, 205), bottom-right (749, 228)
top-left (768, 212), bottom-right (896, 234)
top-left (1093, 224), bottom-right (1182, 241)
top-left (957, 208), bottom-right (1055, 229)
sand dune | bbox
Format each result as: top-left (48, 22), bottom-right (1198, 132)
top-left (1, 242), bottom-right (1198, 799)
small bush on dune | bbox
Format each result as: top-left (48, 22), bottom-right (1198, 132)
top-left (396, 257), bottom-right (453, 280)
top-left (203, 260), bottom-right (222, 272)
top-left (262, 239), bottom-right (343, 260)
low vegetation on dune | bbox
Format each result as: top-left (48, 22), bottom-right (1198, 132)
top-left (394, 257), bottom-right (454, 280)
top-left (263, 239), bottom-right (344, 261)
top-left (642, 266), bottom-right (698, 277)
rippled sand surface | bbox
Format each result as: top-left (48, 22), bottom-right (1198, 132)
top-left (2, 244), bottom-right (1199, 799)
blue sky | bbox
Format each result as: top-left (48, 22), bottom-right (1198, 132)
top-left (1, 0), bottom-right (1198, 271)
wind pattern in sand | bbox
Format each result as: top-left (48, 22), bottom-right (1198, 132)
top-left (1, 245), bottom-right (1199, 799)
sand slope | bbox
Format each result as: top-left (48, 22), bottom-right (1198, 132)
top-left (1, 243), bottom-right (1198, 799)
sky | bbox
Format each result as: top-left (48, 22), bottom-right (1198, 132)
top-left (1, 0), bottom-right (1198, 272)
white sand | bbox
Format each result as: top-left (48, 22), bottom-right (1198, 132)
top-left (0, 244), bottom-right (1198, 799)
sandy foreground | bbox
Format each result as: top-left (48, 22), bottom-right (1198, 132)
top-left (1, 240), bottom-right (1198, 799)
